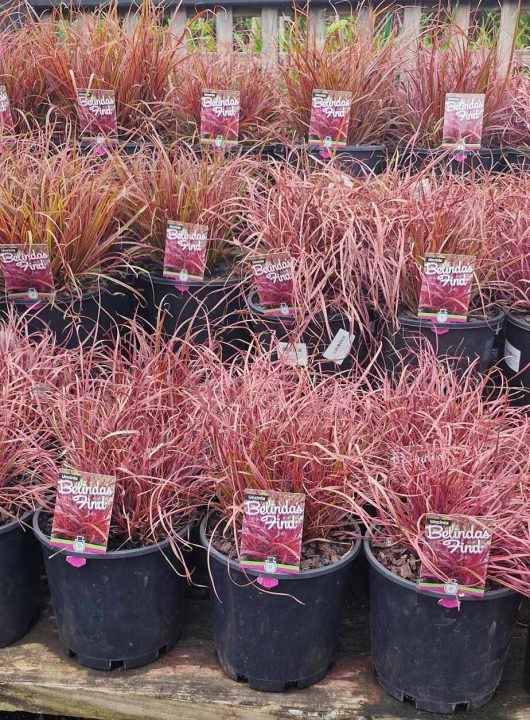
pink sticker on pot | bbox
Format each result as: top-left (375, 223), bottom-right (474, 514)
top-left (240, 489), bottom-right (305, 575)
top-left (252, 253), bottom-right (295, 318)
top-left (50, 470), bottom-right (116, 556)
top-left (0, 244), bottom-right (54, 302)
top-left (77, 89), bottom-right (118, 151)
top-left (418, 253), bottom-right (475, 324)
top-left (308, 89), bottom-right (352, 151)
top-left (163, 221), bottom-right (208, 289)
top-left (200, 90), bottom-right (240, 148)
top-left (418, 514), bottom-right (492, 603)
top-left (442, 93), bottom-right (485, 153)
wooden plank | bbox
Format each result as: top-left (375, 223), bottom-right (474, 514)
top-left (308, 6), bottom-right (327, 49)
top-left (261, 5), bottom-right (279, 63)
top-left (450, 2), bottom-right (470, 53)
top-left (122, 10), bottom-right (139, 35)
top-left (216, 6), bottom-right (233, 50)
top-left (0, 600), bottom-right (527, 720)
top-left (169, 7), bottom-right (188, 38)
top-left (401, 4), bottom-right (422, 67)
top-left (497, 0), bottom-right (520, 70)
top-left (515, 47), bottom-right (530, 65)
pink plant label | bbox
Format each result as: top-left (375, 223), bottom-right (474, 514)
top-left (240, 489), bottom-right (305, 575)
top-left (77, 89), bottom-right (118, 150)
top-left (419, 514), bottom-right (492, 603)
top-left (0, 85), bottom-right (15, 138)
top-left (418, 253), bottom-right (475, 323)
top-left (0, 244), bottom-right (54, 302)
top-left (442, 93), bottom-right (485, 153)
top-left (252, 253), bottom-right (295, 317)
top-left (200, 90), bottom-right (240, 148)
top-left (163, 221), bottom-right (209, 288)
top-left (308, 89), bottom-right (352, 151)
top-left (50, 470), bottom-right (117, 555)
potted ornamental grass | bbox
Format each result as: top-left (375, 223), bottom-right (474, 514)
top-left (0, 313), bottom-right (73, 647)
top-left (197, 350), bottom-right (373, 690)
top-left (174, 49), bottom-right (283, 153)
top-left (280, 10), bottom-right (401, 174)
top-left (35, 3), bottom-right (185, 147)
top-left (0, 137), bottom-right (138, 347)
top-left (354, 352), bottom-right (529, 713)
top-left (365, 167), bottom-right (504, 372)
top-left (500, 67), bottom-right (530, 169)
top-left (394, 14), bottom-right (511, 172)
top-left (33, 323), bottom-right (210, 670)
top-left (117, 140), bottom-right (249, 353)
top-left (493, 173), bottom-right (530, 402)
top-left (240, 159), bottom-right (373, 372)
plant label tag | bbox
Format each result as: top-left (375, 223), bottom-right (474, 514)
top-left (200, 90), bottom-right (240, 148)
top-left (418, 253), bottom-right (475, 323)
top-left (419, 514), bottom-right (492, 602)
top-left (240, 489), bottom-right (305, 575)
top-left (0, 85), bottom-right (15, 139)
top-left (50, 470), bottom-right (117, 555)
top-left (278, 341), bottom-right (308, 367)
top-left (442, 93), bottom-right (485, 153)
top-left (308, 90), bottom-right (352, 151)
top-left (77, 89), bottom-right (118, 151)
top-left (163, 221), bottom-right (208, 289)
top-left (252, 253), bottom-right (295, 317)
top-left (504, 339), bottom-right (521, 373)
top-left (323, 328), bottom-right (355, 365)
top-left (0, 244), bottom-right (54, 302)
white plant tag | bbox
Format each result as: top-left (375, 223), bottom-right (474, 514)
top-left (322, 328), bottom-right (355, 365)
top-left (278, 342), bottom-right (308, 367)
top-left (504, 340), bottom-right (521, 372)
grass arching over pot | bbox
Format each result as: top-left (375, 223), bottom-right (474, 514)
top-left (354, 350), bottom-right (530, 595)
top-left (280, 10), bottom-right (402, 147)
top-left (0, 138), bottom-right (132, 297)
top-left (38, 323), bottom-right (211, 555)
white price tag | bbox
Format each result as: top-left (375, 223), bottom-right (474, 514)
top-left (504, 340), bottom-right (521, 372)
top-left (322, 328), bottom-right (355, 365)
top-left (278, 342), bottom-right (308, 367)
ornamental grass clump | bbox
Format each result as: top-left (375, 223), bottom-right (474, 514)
top-left (281, 11), bottom-right (402, 146)
top-left (117, 140), bottom-right (247, 276)
top-left (40, 323), bottom-right (210, 550)
top-left (197, 351), bottom-right (374, 556)
top-left (499, 68), bottom-right (530, 149)
top-left (355, 351), bottom-right (530, 594)
top-left (0, 139), bottom-right (132, 295)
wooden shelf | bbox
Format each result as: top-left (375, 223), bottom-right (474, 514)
top-left (0, 595), bottom-right (527, 720)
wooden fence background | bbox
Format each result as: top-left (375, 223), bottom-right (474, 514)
top-left (28, 0), bottom-right (530, 66)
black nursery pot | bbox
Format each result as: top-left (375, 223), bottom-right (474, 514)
top-left (0, 513), bottom-right (41, 647)
top-left (306, 144), bottom-right (386, 176)
top-left (365, 541), bottom-right (521, 714)
top-left (524, 623), bottom-right (530, 692)
top-left (247, 291), bottom-right (369, 373)
top-left (137, 271), bottom-right (250, 357)
top-left (505, 148), bottom-right (530, 172)
top-left (404, 146), bottom-right (507, 174)
top-left (33, 510), bottom-right (189, 670)
top-left (200, 515), bottom-right (361, 691)
top-left (0, 280), bottom-right (138, 349)
top-left (381, 307), bottom-right (505, 374)
top-left (500, 312), bottom-right (530, 406)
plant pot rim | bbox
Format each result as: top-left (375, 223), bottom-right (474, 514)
top-left (307, 143), bottom-right (386, 152)
top-left (200, 512), bottom-right (362, 580)
top-left (363, 538), bottom-right (514, 601)
top-left (505, 310), bottom-right (530, 331)
top-left (32, 508), bottom-right (190, 561)
top-left (140, 268), bottom-right (242, 289)
top-left (0, 509), bottom-right (33, 537)
top-left (5, 285), bottom-right (105, 308)
top-left (407, 145), bottom-right (503, 155)
top-left (396, 305), bottom-right (505, 331)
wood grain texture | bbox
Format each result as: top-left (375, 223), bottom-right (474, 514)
top-left (0, 596), bottom-right (527, 720)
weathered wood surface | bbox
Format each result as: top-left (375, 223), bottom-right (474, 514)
top-left (0, 593), bottom-right (527, 720)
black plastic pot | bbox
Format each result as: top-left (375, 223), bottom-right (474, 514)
top-left (308, 144), bottom-right (386, 176)
top-left (404, 146), bottom-right (507, 174)
top-left (500, 311), bottom-right (530, 406)
top-left (505, 148), bottom-right (530, 172)
top-left (33, 510), bottom-right (189, 670)
top-left (365, 540), bottom-right (521, 713)
top-left (247, 291), bottom-right (370, 373)
top-left (524, 623), bottom-right (530, 692)
top-left (381, 307), bottom-right (505, 374)
top-left (137, 271), bottom-right (250, 358)
top-left (79, 139), bottom-right (142, 156)
top-left (200, 515), bottom-right (361, 691)
top-left (0, 279), bottom-right (138, 349)
top-left (0, 513), bottom-right (41, 647)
